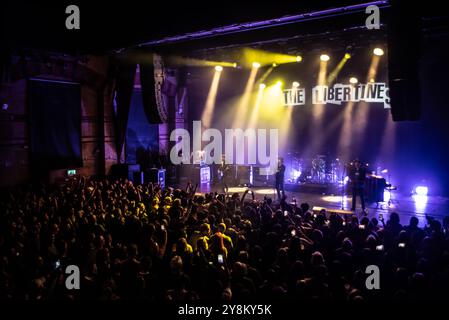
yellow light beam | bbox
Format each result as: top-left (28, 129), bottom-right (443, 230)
top-left (367, 55), bottom-right (380, 82)
top-left (256, 66), bottom-right (275, 86)
top-left (327, 54), bottom-right (350, 84)
top-left (167, 56), bottom-right (236, 68)
top-left (317, 60), bottom-right (328, 86)
top-left (232, 66), bottom-right (259, 128)
top-left (247, 84), bottom-right (265, 129)
top-left (303, 58), bottom-right (328, 156)
top-left (242, 48), bottom-right (299, 68)
top-left (201, 69), bottom-right (222, 128)
top-left (347, 54), bottom-right (381, 148)
top-left (279, 84), bottom-right (297, 149)
top-left (313, 59), bottom-right (328, 123)
top-left (337, 100), bottom-right (356, 163)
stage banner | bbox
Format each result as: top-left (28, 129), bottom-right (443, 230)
top-left (283, 82), bottom-right (390, 108)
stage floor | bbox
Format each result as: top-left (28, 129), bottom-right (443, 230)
top-left (197, 184), bottom-right (449, 227)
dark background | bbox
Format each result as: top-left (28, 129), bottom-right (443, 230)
top-left (1, 0), bottom-right (381, 53)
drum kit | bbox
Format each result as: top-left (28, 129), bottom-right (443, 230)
top-left (286, 152), bottom-right (343, 184)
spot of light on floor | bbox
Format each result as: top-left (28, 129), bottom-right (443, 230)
top-left (413, 194), bottom-right (428, 213)
top-left (227, 187), bottom-right (249, 193)
top-left (321, 195), bottom-right (348, 203)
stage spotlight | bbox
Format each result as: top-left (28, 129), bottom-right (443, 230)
top-left (373, 48), bottom-right (384, 56)
top-left (344, 53), bottom-right (351, 59)
top-left (233, 62), bottom-right (238, 68)
top-left (296, 55), bottom-right (303, 62)
top-left (349, 77), bottom-right (358, 84)
top-left (369, 78), bottom-right (375, 83)
top-left (415, 186), bottom-right (428, 196)
top-left (320, 54), bottom-right (330, 62)
top-left (272, 63), bottom-right (277, 67)
top-left (215, 65), bottom-right (223, 72)
top-left (292, 81), bottom-right (300, 87)
top-left (275, 81), bottom-right (283, 87)
top-left (252, 62), bottom-right (261, 68)
top-left (259, 83), bottom-right (266, 89)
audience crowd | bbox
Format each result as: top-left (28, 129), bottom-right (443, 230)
top-left (1, 177), bottom-right (449, 300)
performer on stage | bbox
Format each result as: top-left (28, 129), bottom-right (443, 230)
top-left (349, 159), bottom-right (366, 212)
top-left (217, 154), bottom-right (231, 190)
top-left (275, 157), bottom-right (286, 200)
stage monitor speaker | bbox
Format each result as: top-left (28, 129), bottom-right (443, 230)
top-left (387, 0), bottom-right (422, 121)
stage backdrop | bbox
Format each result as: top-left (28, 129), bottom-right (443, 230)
top-left (187, 45), bottom-right (449, 195)
top-left (28, 79), bottom-right (82, 173)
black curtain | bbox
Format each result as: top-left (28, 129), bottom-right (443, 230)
top-left (113, 63), bottom-right (136, 162)
top-left (28, 79), bottom-right (82, 175)
top-left (140, 61), bottom-right (163, 124)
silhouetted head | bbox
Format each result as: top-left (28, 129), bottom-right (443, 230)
top-left (389, 212), bottom-right (400, 224)
top-left (410, 216), bottom-right (419, 228)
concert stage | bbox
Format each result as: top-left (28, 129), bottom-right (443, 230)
top-left (197, 184), bottom-right (449, 227)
